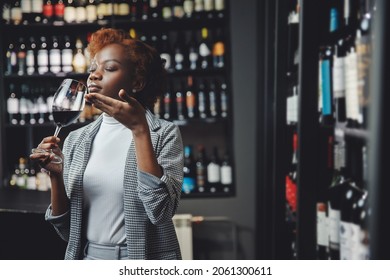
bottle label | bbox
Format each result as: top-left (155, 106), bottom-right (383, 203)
top-left (321, 59), bottom-right (332, 116)
top-left (76, 7), bottom-right (87, 22)
top-left (215, 0), bottom-right (225, 11)
top-left (316, 203), bottom-right (328, 246)
top-left (207, 163), bottom-right (220, 183)
top-left (328, 205), bottom-right (341, 249)
top-left (350, 223), bottom-right (361, 259)
top-left (199, 43), bottom-right (211, 57)
top-left (55, 2), bottom-right (65, 18)
top-left (32, 0), bottom-right (43, 13)
top-left (213, 42), bottom-right (225, 56)
top-left (182, 177), bottom-right (196, 194)
top-left (345, 51), bottom-right (360, 122)
top-left (43, 3), bottom-right (54, 17)
top-left (7, 97), bottom-right (19, 114)
top-left (204, 0), bottom-right (214, 12)
top-left (37, 49), bottom-right (49, 74)
top-left (183, 0), bottom-right (194, 16)
top-left (221, 165), bottom-right (232, 185)
top-left (339, 221), bottom-right (352, 260)
top-left (64, 6), bottom-right (76, 23)
top-left (332, 56), bottom-right (346, 98)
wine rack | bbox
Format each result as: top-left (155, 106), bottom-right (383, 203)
top-left (257, 0), bottom-right (389, 260)
top-left (0, 0), bottom-right (235, 199)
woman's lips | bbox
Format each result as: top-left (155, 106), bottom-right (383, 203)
top-left (88, 85), bottom-right (101, 93)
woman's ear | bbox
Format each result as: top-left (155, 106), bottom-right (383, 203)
top-left (132, 79), bottom-right (146, 93)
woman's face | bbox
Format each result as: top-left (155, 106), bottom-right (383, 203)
top-left (87, 43), bottom-right (133, 101)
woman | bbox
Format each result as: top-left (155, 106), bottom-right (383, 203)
top-left (30, 28), bottom-right (184, 260)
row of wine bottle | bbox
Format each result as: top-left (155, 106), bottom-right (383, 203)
top-left (4, 26), bottom-right (225, 77)
top-left (9, 157), bottom-right (51, 191)
top-left (154, 76), bottom-right (228, 121)
top-left (1, 0), bottom-right (226, 25)
top-left (8, 144), bottom-right (233, 195)
top-left (285, 132), bottom-right (370, 260)
top-left (182, 144), bottom-right (233, 195)
top-left (5, 75), bottom-right (228, 125)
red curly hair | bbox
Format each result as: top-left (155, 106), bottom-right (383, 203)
top-left (87, 28), bottom-right (166, 110)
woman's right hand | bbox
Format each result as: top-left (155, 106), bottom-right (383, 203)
top-left (29, 136), bottom-right (64, 176)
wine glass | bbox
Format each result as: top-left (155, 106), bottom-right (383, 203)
top-left (31, 79), bottom-right (87, 164)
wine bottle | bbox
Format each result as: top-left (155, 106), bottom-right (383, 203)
top-left (85, 0), bottom-right (97, 22)
top-left (75, 0), bottom-right (87, 23)
top-left (214, 0), bottom-right (224, 18)
top-left (319, 46), bottom-right (334, 125)
top-left (197, 80), bottom-right (207, 119)
top-left (37, 36), bottom-right (49, 74)
top-left (2, 2), bottom-right (11, 25)
top-left (7, 84), bottom-right (19, 125)
top-left (183, 0), bottom-right (194, 18)
top-left (208, 80), bottom-right (218, 118)
top-left (21, 0), bottom-right (32, 24)
top-left (61, 35), bottom-right (73, 73)
top-left (195, 145), bottom-right (207, 193)
top-left (182, 145), bottom-right (196, 194)
top-left (140, 0), bottom-right (149, 20)
top-left (163, 81), bottom-right (173, 119)
top-left (64, 0), bottom-right (76, 23)
top-left (31, 0), bottom-right (43, 23)
top-left (327, 138), bottom-right (347, 260)
top-left (42, 0), bottom-right (54, 24)
top-left (11, 1), bottom-right (23, 25)
top-left (17, 37), bottom-right (27, 76)
top-left (207, 146), bottom-right (221, 193)
top-left (187, 30), bottom-right (199, 70)
top-left (16, 157), bottom-right (28, 189)
top-left (5, 42), bottom-right (17, 75)
top-left (130, 0), bottom-right (139, 21)
top-left (54, 0), bottom-right (65, 22)
top-left (173, 31), bottom-right (185, 71)
top-left (26, 36), bottom-right (37, 75)
top-left (161, 0), bottom-right (172, 20)
top-left (332, 44), bottom-right (347, 123)
top-left (72, 37), bottom-right (87, 73)
top-left (19, 84), bottom-right (29, 125)
top-left (150, 0), bottom-right (161, 19)
top-left (158, 33), bottom-right (171, 71)
top-left (185, 75), bottom-right (196, 119)
top-left (355, 0), bottom-right (373, 129)
top-left (198, 27), bottom-right (212, 69)
top-left (37, 93), bottom-right (48, 124)
top-left (220, 149), bottom-right (233, 193)
top-left (219, 80), bottom-right (228, 118)
top-left (172, 0), bottom-right (184, 19)
top-left (49, 36), bottom-right (61, 74)
top-left (212, 28), bottom-right (225, 68)
top-left (203, 0), bottom-right (213, 19)
top-left (193, 0), bottom-right (203, 19)
top-left (344, 46), bottom-right (360, 127)
top-left (339, 141), bottom-right (365, 260)
top-left (26, 163), bottom-right (37, 190)
top-left (175, 80), bottom-right (185, 120)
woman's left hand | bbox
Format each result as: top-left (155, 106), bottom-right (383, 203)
top-left (85, 89), bottom-right (148, 135)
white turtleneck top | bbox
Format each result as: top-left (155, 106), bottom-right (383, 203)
top-left (83, 113), bottom-right (133, 245)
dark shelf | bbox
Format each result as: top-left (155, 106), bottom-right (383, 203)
top-left (0, 187), bottom-right (50, 214)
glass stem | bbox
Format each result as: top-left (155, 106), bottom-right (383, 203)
top-left (53, 125), bottom-right (62, 137)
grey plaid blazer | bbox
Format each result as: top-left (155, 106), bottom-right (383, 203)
top-left (45, 110), bottom-right (184, 260)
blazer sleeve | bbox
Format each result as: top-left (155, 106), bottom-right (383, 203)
top-left (137, 123), bottom-right (184, 225)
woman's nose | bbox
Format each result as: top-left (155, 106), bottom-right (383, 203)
top-left (89, 70), bottom-right (101, 80)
